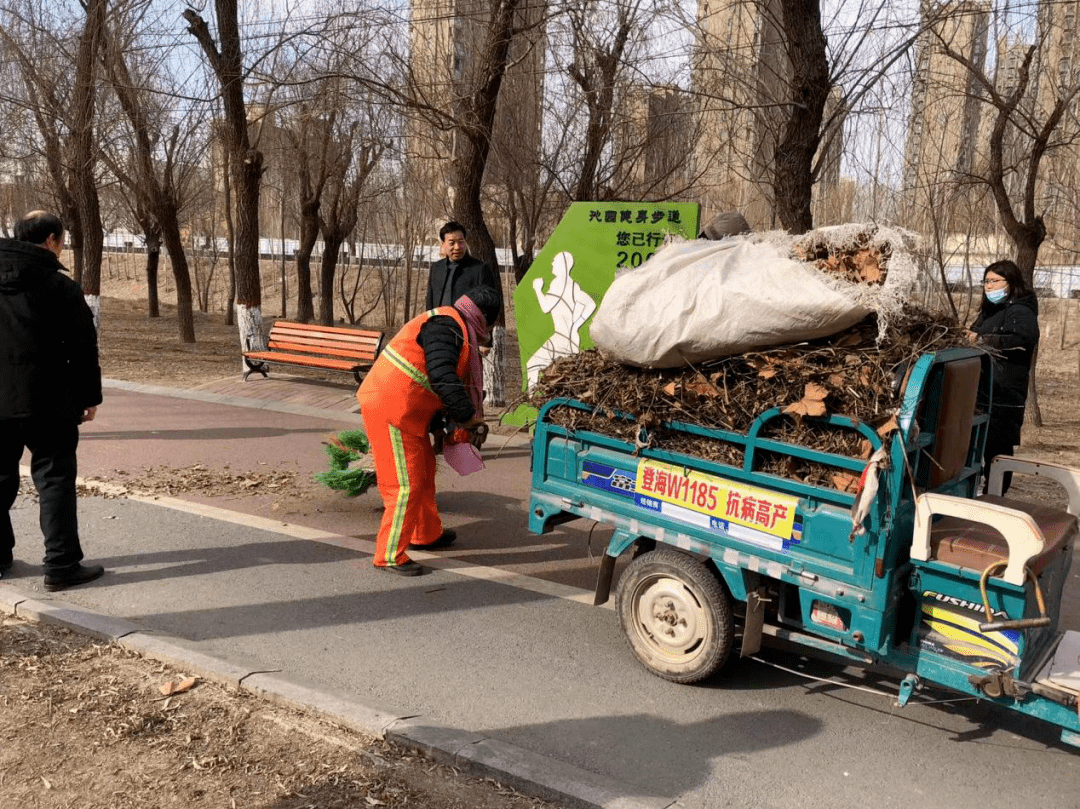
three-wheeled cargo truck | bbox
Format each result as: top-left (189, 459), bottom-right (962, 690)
top-left (527, 346), bottom-right (1080, 748)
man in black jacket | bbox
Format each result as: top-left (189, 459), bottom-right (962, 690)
top-left (425, 221), bottom-right (501, 310)
top-left (0, 211), bottom-right (105, 590)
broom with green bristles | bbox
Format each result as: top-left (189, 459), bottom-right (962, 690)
top-left (315, 430), bottom-right (376, 496)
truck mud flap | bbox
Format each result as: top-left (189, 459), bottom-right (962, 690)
top-left (741, 588), bottom-right (769, 657)
top-left (594, 554), bottom-right (617, 606)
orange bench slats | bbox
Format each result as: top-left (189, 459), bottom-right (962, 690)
top-left (242, 322), bottom-right (383, 379)
top-left (270, 320), bottom-right (381, 338)
top-left (242, 351), bottom-right (362, 371)
top-left (265, 340), bottom-right (376, 362)
top-left (271, 327), bottom-right (380, 346)
top-left (268, 332), bottom-right (379, 353)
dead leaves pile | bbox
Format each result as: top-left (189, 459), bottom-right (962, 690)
top-left (796, 230), bottom-right (888, 285)
top-left (529, 307), bottom-right (969, 488)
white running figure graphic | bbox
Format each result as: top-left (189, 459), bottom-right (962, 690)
top-left (526, 251), bottom-right (597, 388)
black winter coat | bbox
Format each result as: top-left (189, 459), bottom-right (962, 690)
top-left (417, 315), bottom-right (474, 426)
top-left (970, 292), bottom-right (1039, 443)
top-left (0, 238), bottom-right (102, 422)
top-left (425, 254), bottom-right (500, 311)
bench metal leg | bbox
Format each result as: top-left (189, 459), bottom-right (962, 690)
top-left (243, 359), bottom-right (269, 381)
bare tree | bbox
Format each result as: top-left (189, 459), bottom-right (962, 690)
top-left (565, 0), bottom-right (639, 202)
top-left (938, 18), bottom-right (1080, 281)
top-left (317, 132), bottom-right (385, 325)
top-left (184, 3), bottom-right (266, 358)
top-left (686, 0), bottom-right (932, 233)
top-left (345, 0), bottom-right (546, 402)
top-left (101, 1), bottom-right (207, 342)
top-left (70, 0), bottom-right (108, 322)
top-left (287, 105), bottom-right (335, 323)
top-left (0, 6), bottom-right (85, 283)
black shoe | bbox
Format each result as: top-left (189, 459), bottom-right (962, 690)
top-left (0, 561), bottom-right (12, 580)
top-left (414, 529), bottom-right (456, 551)
top-left (44, 563), bottom-right (105, 592)
top-left (374, 560), bottom-right (426, 577)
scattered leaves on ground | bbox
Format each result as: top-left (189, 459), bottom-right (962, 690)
top-left (83, 464), bottom-right (301, 498)
top-left (0, 616), bottom-right (551, 809)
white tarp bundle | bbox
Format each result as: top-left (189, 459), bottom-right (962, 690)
top-left (589, 223), bottom-right (919, 368)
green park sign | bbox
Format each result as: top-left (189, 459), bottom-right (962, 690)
top-left (505, 201), bottom-right (699, 425)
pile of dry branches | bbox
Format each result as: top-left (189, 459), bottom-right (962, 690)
top-left (528, 306), bottom-right (970, 488)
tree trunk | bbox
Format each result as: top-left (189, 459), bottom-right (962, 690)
top-left (295, 200), bottom-right (318, 323)
top-left (232, 149), bottom-right (264, 347)
top-left (403, 248), bottom-right (413, 324)
top-left (223, 151), bottom-right (237, 326)
top-left (318, 230), bottom-right (344, 326)
top-left (144, 237), bottom-right (161, 318)
top-left (1027, 344), bottom-right (1042, 428)
top-left (61, 204), bottom-right (83, 284)
top-left (71, 0), bottom-right (108, 325)
top-left (1013, 217), bottom-right (1045, 285)
top-left (483, 327), bottom-right (507, 408)
top-left (160, 214), bottom-right (197, 343)
top-left (773, 0), bottom-right (830, 234)
top-left (184, 3), bottom-right (264, 355)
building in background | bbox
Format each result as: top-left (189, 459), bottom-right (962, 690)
top-left (691, 0), bottom-right (845, 230)
top-left (902, 0), bottom-right (991, 235)
top-left (406, 0), bottom-right (545, 244)
top-left (691, 0), bottom-right (786, 229)
top-left (612, 84), bottom-right (693, 201)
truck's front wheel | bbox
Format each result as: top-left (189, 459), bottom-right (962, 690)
top-left (616, 549), bottom-right (733, 683)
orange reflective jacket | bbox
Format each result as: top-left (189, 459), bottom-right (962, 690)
top-left (357, 306), bottom-right (471, 436)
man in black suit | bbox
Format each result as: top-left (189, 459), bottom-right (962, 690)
top-left (425, 221), bottom-right (500, 310)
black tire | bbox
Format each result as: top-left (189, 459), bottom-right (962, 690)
top-left (615, 548), bottom-right (733, 684)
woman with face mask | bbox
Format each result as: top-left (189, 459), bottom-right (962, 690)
top-left (966, 259), bottom-right (1040, 494)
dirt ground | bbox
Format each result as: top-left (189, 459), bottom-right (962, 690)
top-left (0, 615), bottom-right (549, 809)
top-left (5, 285), bottom-right (1079, 808)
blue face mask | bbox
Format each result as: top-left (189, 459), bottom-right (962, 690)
top-left (985, 287), bottom-right (1009, 304)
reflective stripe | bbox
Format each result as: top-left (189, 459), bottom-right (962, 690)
top-left (382, 346), bottom-right (433, 392)
top-left (385, 425), bottom-right (409, 565)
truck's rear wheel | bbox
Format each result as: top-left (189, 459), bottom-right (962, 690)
top-left (616, 549), bottom-right (733, 683)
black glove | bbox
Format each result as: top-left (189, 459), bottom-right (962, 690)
top-left (469, 424), bottom-right (489, 449)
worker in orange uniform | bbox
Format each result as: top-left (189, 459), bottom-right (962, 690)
top-left (357, 285), bottom-right (502, 576)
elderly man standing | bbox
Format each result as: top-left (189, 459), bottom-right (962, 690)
top-left (0, 211), bottom-right (105, 590)
top-left (425, 220), bottom-right (501, 310)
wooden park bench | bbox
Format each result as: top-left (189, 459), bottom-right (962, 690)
top-left (242, 321), bottom-right (384, 384)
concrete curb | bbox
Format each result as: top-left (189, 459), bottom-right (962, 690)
top-left (0, 583), bottom-right (676, 809)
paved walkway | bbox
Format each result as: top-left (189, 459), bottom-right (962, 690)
top-left (192, 372), bottom-right (362, 413)
top-left (3, 376), bottom-right (1080, 809)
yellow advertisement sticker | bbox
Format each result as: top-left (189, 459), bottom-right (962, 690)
top-left (635, 458), bottom-right (799, 540)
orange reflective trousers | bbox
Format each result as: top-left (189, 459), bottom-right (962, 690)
top-left (356, 307), bottom-right (471, 567)
top-left (360, 411), bottom-right (442, 567)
